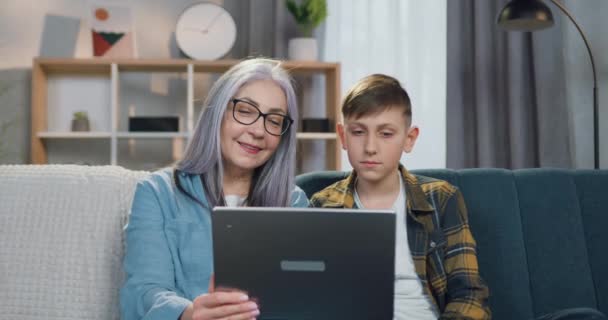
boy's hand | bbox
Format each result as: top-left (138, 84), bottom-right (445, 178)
top-left (180, 274), bottom-right (260, 320)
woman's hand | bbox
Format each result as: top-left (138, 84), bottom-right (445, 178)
top-left (180, 275), bottom-right (259, 320)
top-left (186, 292), bottom-right (259, 320)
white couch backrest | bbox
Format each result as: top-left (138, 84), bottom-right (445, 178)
top-left (0, 165), bottom-right (148, 320)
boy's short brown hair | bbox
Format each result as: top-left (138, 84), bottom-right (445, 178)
top-left (341, 74), bottom-right (411, 123)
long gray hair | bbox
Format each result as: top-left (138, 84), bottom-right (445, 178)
top-left (176, 58), bottom-right (298, 208)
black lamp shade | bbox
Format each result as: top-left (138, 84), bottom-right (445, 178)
top-left (497, 0), bottom-right (555, 31)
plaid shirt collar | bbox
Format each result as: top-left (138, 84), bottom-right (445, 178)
top-left (321, 164), bottom-right (435, 218)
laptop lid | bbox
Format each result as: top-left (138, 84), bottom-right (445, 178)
top-left (212, 207), bottom-right (395, 320)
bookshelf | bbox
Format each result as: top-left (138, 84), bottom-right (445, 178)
top-left (31, 58), bottom-right (341, 170)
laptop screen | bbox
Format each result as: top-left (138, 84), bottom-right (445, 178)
top-left (212, 207), bottom-right (395, 320)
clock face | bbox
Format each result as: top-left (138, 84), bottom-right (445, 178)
top-left (176, 3), bottom-right (237, 60)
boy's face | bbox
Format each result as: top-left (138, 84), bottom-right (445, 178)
top-left (337, 106), bottom-right (419, 184)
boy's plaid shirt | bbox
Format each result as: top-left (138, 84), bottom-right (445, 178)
top-left (309, 165), bottom-right (491, 319)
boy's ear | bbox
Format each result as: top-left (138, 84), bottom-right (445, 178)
top-left (403, 126), bottom-right (419, 153)
top-left (337, 122), bottom-right (348, 150)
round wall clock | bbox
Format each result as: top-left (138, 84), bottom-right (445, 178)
top-left (175, 2), bottom-right (237, 60)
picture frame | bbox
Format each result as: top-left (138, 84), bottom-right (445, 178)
top-left (89, 3), bottom-right (137, 58)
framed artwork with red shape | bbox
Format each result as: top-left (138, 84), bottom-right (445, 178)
top-left (90, 4), bottom-right (136, 58)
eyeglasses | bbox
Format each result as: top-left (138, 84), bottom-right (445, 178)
top-left (231, 98), bottom-right (293, 136)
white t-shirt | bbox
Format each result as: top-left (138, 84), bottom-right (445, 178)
top-left (224, 195), bottom-right (246, 207)
top-left (354, 175), bottom-right (438, 320)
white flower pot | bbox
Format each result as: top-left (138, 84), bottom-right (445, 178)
top-left (288, 38), bottom-right (318, 61)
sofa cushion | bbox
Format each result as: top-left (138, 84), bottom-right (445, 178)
top-left (0, 165), bottom-right (147, 320)
top-left (575, 170), bottom-right (608, 315)
top-left (514, 169), bottom-right (597, 316)
top-left (415, 169), bottom-right (535, 320)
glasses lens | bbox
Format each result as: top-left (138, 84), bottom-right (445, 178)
top-left (265, 114), bottom-right (288, 136)
top-left (232, 99), bottom-right (291, 136)
top-left (233, 101), bottom-right (259, 125)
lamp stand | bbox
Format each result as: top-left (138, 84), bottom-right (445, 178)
top-left (549, 0), bottom-right (599, 169)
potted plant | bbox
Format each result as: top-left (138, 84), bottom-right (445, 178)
top-left (286, 0), bottom-right (327, 61)
top-left (71, 111), bottom-right (90, 132)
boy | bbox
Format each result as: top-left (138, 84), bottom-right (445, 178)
top-left (310, 74), bottom-right (491, 319)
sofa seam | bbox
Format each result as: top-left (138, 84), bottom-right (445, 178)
top-left (513, 170), bottom-right (537, 318)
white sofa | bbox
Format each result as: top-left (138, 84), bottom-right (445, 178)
top-left (0, 165), bottom-right (148, 320)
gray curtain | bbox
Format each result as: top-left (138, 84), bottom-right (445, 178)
top-left (446, 0), bottom-right (573, 169)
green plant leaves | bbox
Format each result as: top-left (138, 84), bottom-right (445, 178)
top-left (286, 0), bottom-right (328, 37)
top-left (73, 111), bottom-right (88, 120)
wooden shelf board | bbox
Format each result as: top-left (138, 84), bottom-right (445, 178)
top-left (34, 58), bottom-right (339, 74)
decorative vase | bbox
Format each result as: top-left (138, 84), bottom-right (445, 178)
top-left (71, 119), bottom-right (90, 132)
top-left (288, 38), bottom-right (318, 61)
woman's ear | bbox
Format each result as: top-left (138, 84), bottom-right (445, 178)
top-left (337, 122), bottom-right (347, 150)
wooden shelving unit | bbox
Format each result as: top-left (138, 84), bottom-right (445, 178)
top-left (31, 58), bottom-right (341, 170)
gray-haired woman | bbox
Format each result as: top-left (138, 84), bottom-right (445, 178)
top-left (120, 58), bottom-right (308, 320)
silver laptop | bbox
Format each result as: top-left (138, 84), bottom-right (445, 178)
top-left (212, 207), bottom-right (396, 320)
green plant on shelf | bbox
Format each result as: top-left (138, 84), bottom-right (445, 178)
top-left (286, 0), bottom-right (328, 37)
top-left (71, 111), bottom-right (90, 132)
top-left (73, 111), bottom-right (89, 121)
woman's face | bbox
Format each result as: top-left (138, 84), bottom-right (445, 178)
top-left (220, 79), bottom-right (288, 175)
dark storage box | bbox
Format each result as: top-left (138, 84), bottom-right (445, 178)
top-left (129, 116), bottom-right (179, 132)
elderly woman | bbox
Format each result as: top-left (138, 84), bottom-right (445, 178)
top-left (120, 58), bottom-right (307, 320)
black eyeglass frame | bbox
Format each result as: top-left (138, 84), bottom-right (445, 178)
top-left (230, 98), bottom-right (294, 136)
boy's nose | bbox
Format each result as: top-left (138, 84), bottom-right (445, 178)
top-left (364, 136), bottom-right (377, 155)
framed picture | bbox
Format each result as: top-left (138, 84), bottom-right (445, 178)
top-left (90, 3), bottom-right (136, 58)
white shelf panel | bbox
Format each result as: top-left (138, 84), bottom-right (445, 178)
top-left (38, 132), bottom-right (112, 138)
top-left (296, 132), bottom-right (337, 140)
top-left (116, 132), bottom-right (190, 139)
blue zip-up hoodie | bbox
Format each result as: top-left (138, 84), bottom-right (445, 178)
top-left (120, 168), bottom-right (309, 320)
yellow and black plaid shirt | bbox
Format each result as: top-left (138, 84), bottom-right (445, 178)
top-left (309, 165), bottom-right (491, 319)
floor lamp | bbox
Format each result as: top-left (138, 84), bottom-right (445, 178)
top-left (497, 0), bottom-right (599, 169)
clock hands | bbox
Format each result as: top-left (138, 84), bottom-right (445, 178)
top-left (184, 10), bottom-right (225, 35)
top-left (204, 10), bottom-right (224, 31)
top-left (184, 27), bottom-right (209, 34)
